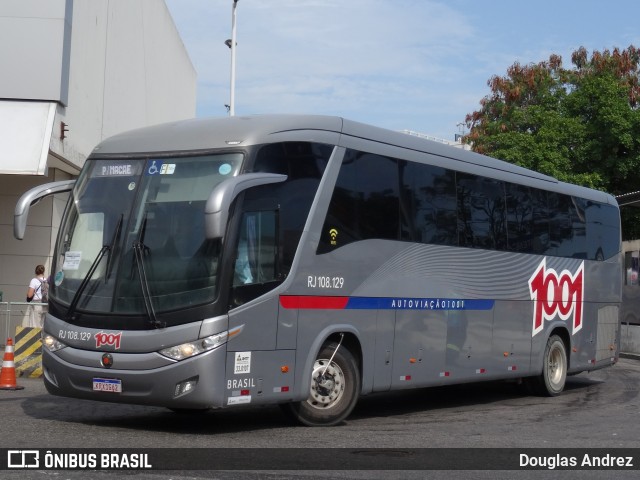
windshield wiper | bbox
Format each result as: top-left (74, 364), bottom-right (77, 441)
top-left (132, 214), bottom-right (165, 328)
top-left (66, 245), bottom-right (109, 320)
top-left (66, 215), bottom-right (124, 320)
top-left (105, 214), bottom-right (123, 281)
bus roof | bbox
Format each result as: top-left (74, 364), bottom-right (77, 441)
top-left (90, 114), bottom-right (617, 206)
top-left (92, 115), bottom-right (344, 155)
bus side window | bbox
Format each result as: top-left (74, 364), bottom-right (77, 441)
top-left (233, 211), bottom-right (277, 286)
top-left (231, 210), bottom-right (280, 308)
top-left (405, 162), bottom-right (457, 246)
top-left (318, 149), bottom-right (404, 252)
top-left (457, 173), bottom-right (507, 250)
top-left (586, 202), bottom-right (619, 261)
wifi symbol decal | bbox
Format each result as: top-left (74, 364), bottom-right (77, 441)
top-left (329, 228), bottom-right (339, 245)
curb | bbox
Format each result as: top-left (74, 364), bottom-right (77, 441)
top-left (619, 352), bottom-right (640, 361)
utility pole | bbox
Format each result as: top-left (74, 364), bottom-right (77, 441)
top-left (226, 0), bottom-right (239, 116)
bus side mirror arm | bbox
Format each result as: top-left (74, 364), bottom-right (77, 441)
top-left (14, 180), bottom-right (76, 240)
top-left (205, 173), bottom-right (287, 240)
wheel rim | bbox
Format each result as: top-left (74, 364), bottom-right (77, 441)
top-left (307, 358), bottom-right (345, 410)
top-left (546, 343), bottom-right (566, 390)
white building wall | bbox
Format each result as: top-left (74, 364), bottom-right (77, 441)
top-left (0, 0), bottom-right (196, 303)
top-left (54, 0), bottom-right (197, 169)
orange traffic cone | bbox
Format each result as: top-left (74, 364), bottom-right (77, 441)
top-left (0, 339), bottom-right (25, 390)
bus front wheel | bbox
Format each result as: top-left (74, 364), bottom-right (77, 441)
top-left (524, 334), bottom-right (567, 396)
top-left (285, 341), bottom-right (360, 426)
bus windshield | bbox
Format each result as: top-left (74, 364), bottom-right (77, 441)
top-left (53, 154), bottom-right (243, 317)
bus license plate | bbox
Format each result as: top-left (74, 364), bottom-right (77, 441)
top-left (93, 378), bottom-right (122, 393)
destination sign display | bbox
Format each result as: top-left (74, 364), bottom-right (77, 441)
top-left (91, 161), bottom-right (143, 177)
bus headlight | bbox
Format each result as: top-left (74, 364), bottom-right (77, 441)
top-left (159, 331), bottom-right (228, 361)
top-left (42, 334), bottom-right (67, 352)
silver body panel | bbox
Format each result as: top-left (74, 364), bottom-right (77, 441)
top-left (40, 115), bottom-right (621, 410)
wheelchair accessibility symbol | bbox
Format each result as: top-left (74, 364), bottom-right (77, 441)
top-left (147, 160), bottom-right (160, 175)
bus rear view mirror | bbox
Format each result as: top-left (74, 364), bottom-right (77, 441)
top-left (205, 173), bottom-right (286, 240)
top-left (14, 180), bottom-right (76, 240)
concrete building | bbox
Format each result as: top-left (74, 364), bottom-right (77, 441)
top-left (0, 0), bottom-right (196, 303)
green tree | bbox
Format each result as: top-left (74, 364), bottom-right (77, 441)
top-left (465, 46), bottom-right (640, 239)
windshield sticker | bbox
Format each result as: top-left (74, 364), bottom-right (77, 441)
top-left (234, 351), bottom-right (251, 374)
top-left (146, 160), bottom-right (161, 175)
top-left (219, 163), bottom-right (232, 175)
top-left (160, 163), bottom-right (176, 174)
top-left (128, 182), bottom-right (136, 191)
top-left (146, 160), bottom-right (176, 175)
top-left (54, 270), bottom-right (64, 287)
top-left (62, 251), bottom-right (82, 270)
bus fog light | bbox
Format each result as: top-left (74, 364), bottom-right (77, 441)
top-left (174, 377), bottom-right (198, 397)
top-left (42, 334), bottom-right (67, 352)
top-left (159, 331), bottom-right (228, 361)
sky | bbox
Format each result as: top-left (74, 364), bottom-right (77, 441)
top-left (164, 0), bottom-right (640, 141)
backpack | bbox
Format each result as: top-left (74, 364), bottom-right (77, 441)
top-left (39, 279), bottom-right (49, 303)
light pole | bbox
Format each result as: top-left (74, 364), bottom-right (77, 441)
top-left (456, 122), bottom-right (466, 143)
top-left (225, 0), bottom-right (239, 116)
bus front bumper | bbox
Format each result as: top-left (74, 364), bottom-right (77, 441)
top-left (42, 346), bottom-right (227, 409)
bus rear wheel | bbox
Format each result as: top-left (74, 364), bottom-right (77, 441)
top-left (524, 334), bottom-right (567, 396)
top-left (284, 341), bottom-right (360, 426)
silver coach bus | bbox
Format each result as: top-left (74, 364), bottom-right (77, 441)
top-left (15, 115), bottom-right (622, 426)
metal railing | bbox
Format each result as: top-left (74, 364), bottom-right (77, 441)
top-left (0, 302), bottom-right (47, 347)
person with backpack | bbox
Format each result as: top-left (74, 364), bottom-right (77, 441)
top-left (25, 264), bottom-right (48, 327)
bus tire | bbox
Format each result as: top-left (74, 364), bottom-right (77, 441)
top-left (285, 341), bottom-right (360, 426)
top-left (524, 334), bottom-right (567, 396)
